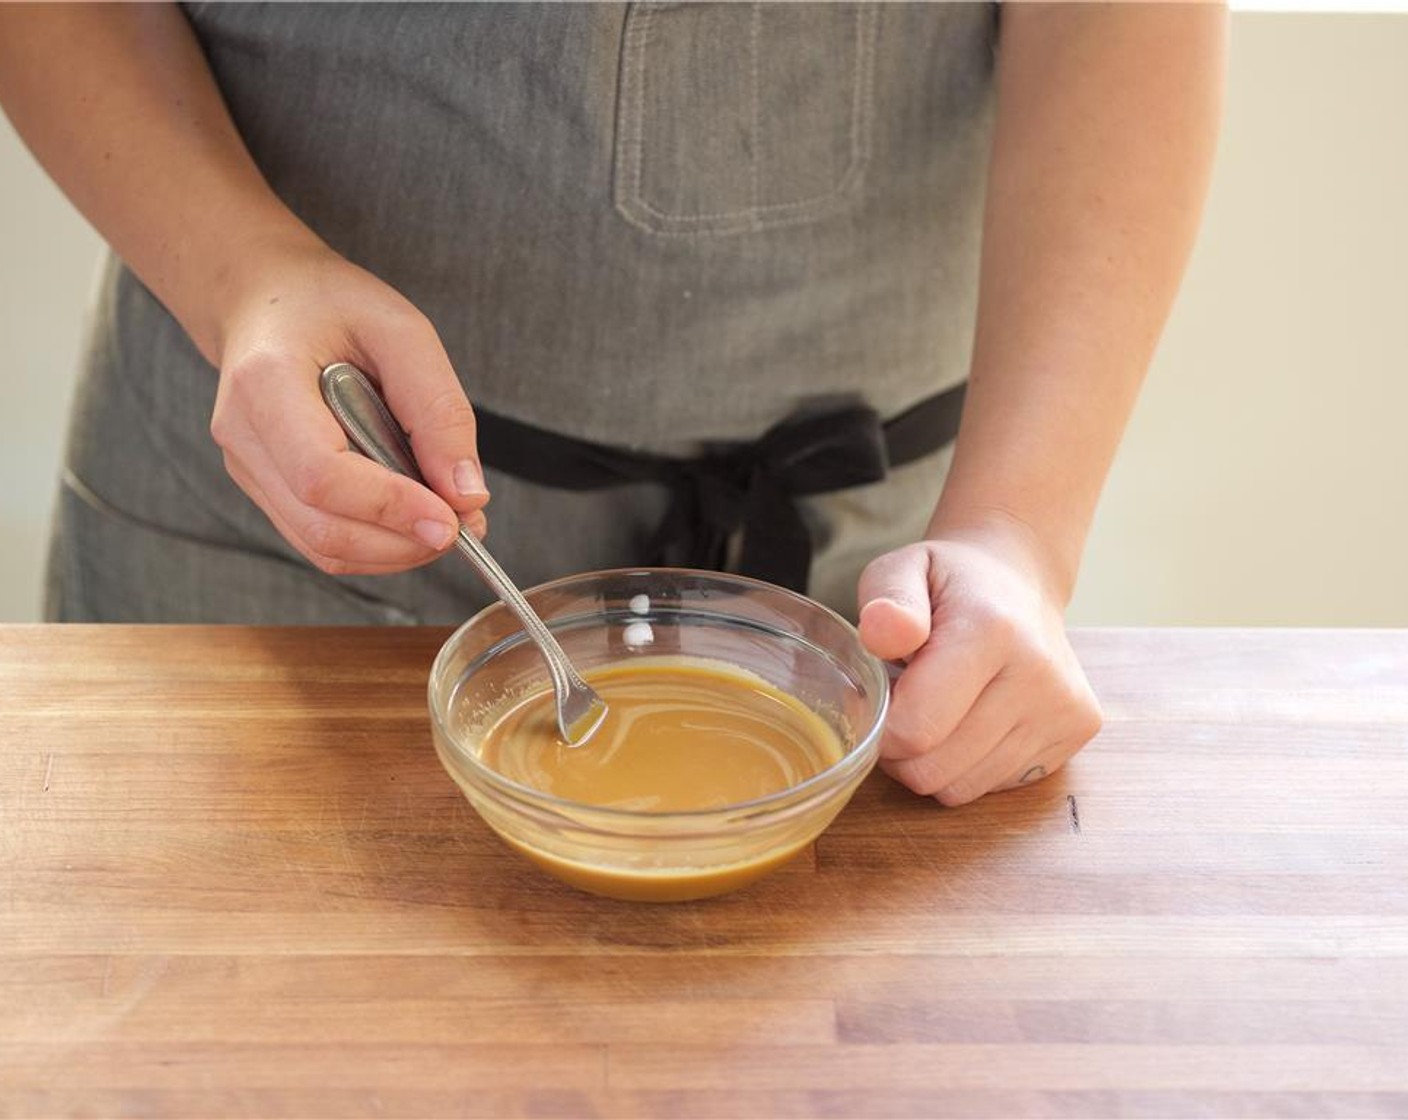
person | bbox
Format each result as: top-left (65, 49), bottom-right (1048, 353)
top-left (0, 3), bottom-right (1224, 806)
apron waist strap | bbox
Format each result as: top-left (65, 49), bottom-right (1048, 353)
top-left (474, 381), bottom-right (967, 592)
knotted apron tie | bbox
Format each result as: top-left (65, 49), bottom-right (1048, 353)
top-left (474, 381), bottom-right (967, 593)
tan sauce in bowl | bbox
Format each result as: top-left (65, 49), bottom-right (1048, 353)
top-left (480, 662), bottom-right (843, 810)
top-left (475, 661), bottom-right (848, 900)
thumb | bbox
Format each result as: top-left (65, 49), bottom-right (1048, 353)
top-left (857, 543), bottom-right (934, 661)
top-left (366, 327), bottom-right (489, 518)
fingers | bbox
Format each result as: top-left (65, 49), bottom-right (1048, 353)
top-left (879, 613), bottom-right (1006, 762)
top-left (250, 364), bottom-right (460, 532)
top-left (948, 716), bottom-right (1091, 804)
top-left (213, 348), bottom-right (469, 574)
top-left (880, 675), bottom-right (1020, 799)
top-left (227, 458), bottom-right (443, 576)
top-left (988, 738), bottom-right (1078, 794)
top-left (984, 684), bottom-right (1102, 795)
top-left (359, 322), bottom-right (489, 518)
top-left (857, 545), bottom-right (936, 661)
top-left (897, 685), bottom-right (1102, 808)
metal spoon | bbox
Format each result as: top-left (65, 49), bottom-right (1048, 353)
top-left (319, 362), bottom-right (608, 746)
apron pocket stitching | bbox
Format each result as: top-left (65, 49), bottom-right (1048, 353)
top-left (614, 2), bottom-right (878, 236)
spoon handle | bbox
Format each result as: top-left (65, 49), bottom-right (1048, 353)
top-left (318, 362), bottom-right (607, 745)
top-left (318, 362), bottom-right (422, 480)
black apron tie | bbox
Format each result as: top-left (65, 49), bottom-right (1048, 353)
top-left (474, 382), bottom-right (966, 593)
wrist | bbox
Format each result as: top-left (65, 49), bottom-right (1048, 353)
top-left (925, 500), bottom-right (1081, 607)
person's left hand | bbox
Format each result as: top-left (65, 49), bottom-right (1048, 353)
top-left (855, 516), bottom-right (1102, 805)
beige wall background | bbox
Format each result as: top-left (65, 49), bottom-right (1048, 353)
top-left (2, 12), bottom-right (1405, 625)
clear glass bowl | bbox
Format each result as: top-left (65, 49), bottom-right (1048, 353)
top-left (428, 569), bottom-right (890, 902)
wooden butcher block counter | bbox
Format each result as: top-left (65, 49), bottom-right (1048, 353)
top-left (1, 625), bottom-right (1406, 1118)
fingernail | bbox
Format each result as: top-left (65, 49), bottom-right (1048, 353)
top-left (466, 512), bottom-right (488, 541)
top-left (453, 459), bottom-right (487, 497)
top-left (413, 519), bottom-right (454, 549)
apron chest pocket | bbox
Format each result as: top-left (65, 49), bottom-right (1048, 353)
top-left (613, 2), bottom-right (879, 237)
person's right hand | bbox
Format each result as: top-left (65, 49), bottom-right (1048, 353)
top-left (210, 240), bottom-right (489, 576)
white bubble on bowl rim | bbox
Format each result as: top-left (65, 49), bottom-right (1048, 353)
top-left (629, 593), bottom-right (650, 616)
top-left (622, 620), bottom-right (654, 647)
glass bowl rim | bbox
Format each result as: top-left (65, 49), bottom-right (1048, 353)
top-left (427, 566), bottom-right (891, 825)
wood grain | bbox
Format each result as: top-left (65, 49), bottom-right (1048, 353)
top-left (2, 625), bottom-right (1406, 1118)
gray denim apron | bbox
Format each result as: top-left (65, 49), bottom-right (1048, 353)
top-left (46, 2), bottom-right (996, 625)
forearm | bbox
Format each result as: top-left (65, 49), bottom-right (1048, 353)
top-left (0, 2), bottom-right (319, 364)
top-left (931, 2), bottom-right (1226, 601)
